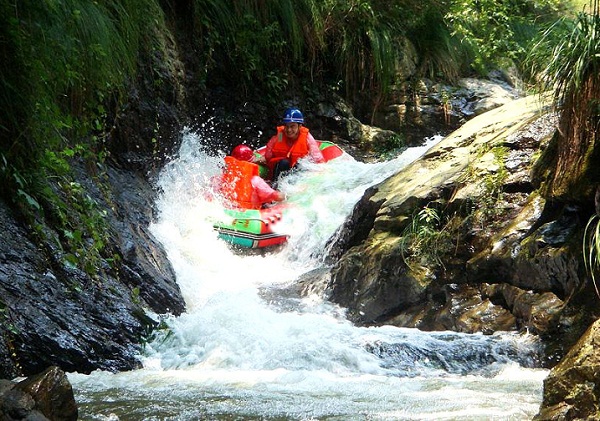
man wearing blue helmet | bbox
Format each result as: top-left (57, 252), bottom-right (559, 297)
top-left (262, 107), bottom-right (324, 180)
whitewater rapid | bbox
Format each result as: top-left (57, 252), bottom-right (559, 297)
top-left (69, 129), bottom-right (548, 420)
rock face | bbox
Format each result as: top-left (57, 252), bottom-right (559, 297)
top-left (0, 366), bottom-right (77, 420)
top-left (535, 319), bottom-right (600, 420)
top-left (0, 3), bottom-right (189, 379)
top-left (0, 165), bottom-right (185, 379)
top-left (325, 95), bottom-right (592, 354)
top-left (371, 73), bottom-right (523, 146)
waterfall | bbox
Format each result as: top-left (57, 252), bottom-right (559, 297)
top-left (69, 129), bottom-right (547, 420)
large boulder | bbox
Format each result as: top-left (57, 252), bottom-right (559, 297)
top-left (325, 95), bottom-right (579, 340)
top-left (0, 165), bottom-right (185, 379)
top-left (457, 76), bottom-right (522, 116)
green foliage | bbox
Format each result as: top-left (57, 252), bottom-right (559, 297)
top-left (528, 0), bottom-right (600, 107)
top-left (446, 0), bottom-right (565, 76)
top-left (58, 180), bottom-right (110, 276)
top-left (0, 300), bottom-right (18, 336)
top-left (479, 147), bottom-right (509, 218)
top-left (0, 0), bottom-right (166, 276)
top-left (1, 0), bottom-right (148, 144)
top-left (526, 0), bottom-right (599, 200)
top-left (131, 287), bottom-right (141, 305)
top-left (457, 145), bottom-right (509, 230)
top-left (1, 0), bottom-right (166, 160)
top-left (192, 0), bottom-right (319, 98)
top-left (0, 298), bottom-right (22, 374)
top-left (405, 2), bottom-right (465, 82)
top-left (400, 204), bottom-right (453, 268)
top-left (321, 0), bottom-right (405, 98)
top-left (574, 2), bottom-right (600, 297)
top-left (399, 148), bottom-right (509, 270)
top-left (191, 0), bottom-right (435, 101)
top-left (583, 213), bottom-right (600, 298)
top-left (141, 314), bottom-right (174, 351)
top-left (373, 133), bottom-right (406, 158)
top-left (187, 0), bottom-right (568, 113)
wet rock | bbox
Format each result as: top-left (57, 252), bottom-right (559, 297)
top-left (535, 319), bottom-right (600, 420)
top-left (389, 283), bottom-right (518, 333)
top-left (0, 366), bottom-right (76, 421)
top-left (456, 77), bottom-right (521, 116)
top-left (107, 167), bottom-right (185, 315)
top-left (0, 388), bottom-right (37, 419)
top-left (109, 24), bottom-right (185, 173)
top-left (386, 284), bottom-right (552, 334)
top-left (314, 95), bottom-right (364, 144)
top-left (440, 290), bottom-right (515, 333)
top-left (329, 240), bottom-right (433, 324)
top-left (0, 163), bottom-right (185, 378)
top-left (467, 200), bottom-right (582, 296)
top-left (15, 366), bottom-right (77, 420)
top-left (455, 299), bottom-right (516, 333)
top-left (310, 94), bottom-right (402, 162)
top-left (372, 74), bottom-right (525, 146)
top-left (327, 95), bottom-right (574, 339)
top-left (325, 186), bottom-right (382, 260)
top-left (483, 284), bottom-right (564, 334)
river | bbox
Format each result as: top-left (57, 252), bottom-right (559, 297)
top-left (69, 128), bottom-right (548, 420)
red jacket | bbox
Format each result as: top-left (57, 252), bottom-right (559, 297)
top-left (265, 126), bottom-right (324, 171)
top-left (219, 156), bottom-right (280, 208)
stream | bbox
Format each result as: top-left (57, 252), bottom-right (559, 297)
top-left (69, 128), bottom-right (548, 420)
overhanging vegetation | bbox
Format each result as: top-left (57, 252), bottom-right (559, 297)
top-left (0, 0), bottom-right (586, 275)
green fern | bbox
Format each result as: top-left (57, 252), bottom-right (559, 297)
top-left (400, 205), bottom-right (452, 268)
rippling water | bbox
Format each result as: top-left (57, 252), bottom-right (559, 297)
top-left (69, 129), bottom-right (547, 420)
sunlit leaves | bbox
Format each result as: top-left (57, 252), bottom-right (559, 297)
top-left (584, 214), bottom-right (600, 298)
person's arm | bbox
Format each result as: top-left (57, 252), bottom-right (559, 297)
top-left (251, 175), bottom-right (284, 204)
top-left (264, 135), bottom-right (277, 162)
top-left (306, 132), bottom-right (325, 163)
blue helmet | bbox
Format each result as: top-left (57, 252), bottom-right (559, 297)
top-left (282, 108), bottom-right (304, 124)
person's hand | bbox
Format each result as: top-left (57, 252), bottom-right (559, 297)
top-left (275, 191), bottom-right (285, 202)
top-left (252, 155), bottom-right (267, 165)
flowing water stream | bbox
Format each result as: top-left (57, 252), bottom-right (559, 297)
top-left (69, 128), bottom-right (548, 420)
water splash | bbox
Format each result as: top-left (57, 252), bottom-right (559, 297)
top-left (69, 128), bottom-right (547, 420)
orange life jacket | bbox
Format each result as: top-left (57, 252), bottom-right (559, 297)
top-left (220, 156), bottom-right (260, 209)
top-left (270, 126), bottom-right (310, 168)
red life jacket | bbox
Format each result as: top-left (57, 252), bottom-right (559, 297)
top-left (220, 156), bottom-right (260, 209)
top-left (270, 126), bottom-right (310, 168)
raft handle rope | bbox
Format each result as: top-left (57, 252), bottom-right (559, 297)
top-left (228, 213), bottom-right (282, 226)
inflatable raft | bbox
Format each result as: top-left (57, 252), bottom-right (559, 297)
top-left (213, 140), bottom-right (344, 249)
top-left (214, 203), bottom-right (288, 249)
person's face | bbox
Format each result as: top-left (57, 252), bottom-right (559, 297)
top-left (284, 123), bottom-right (300, 140)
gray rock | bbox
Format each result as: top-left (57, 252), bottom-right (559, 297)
top-left (0, 164), bottom-right (185, 378)
top-left (535, 319), bottom-right (600, 420)
top-left (325, 95), bottom-right (573, 340)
